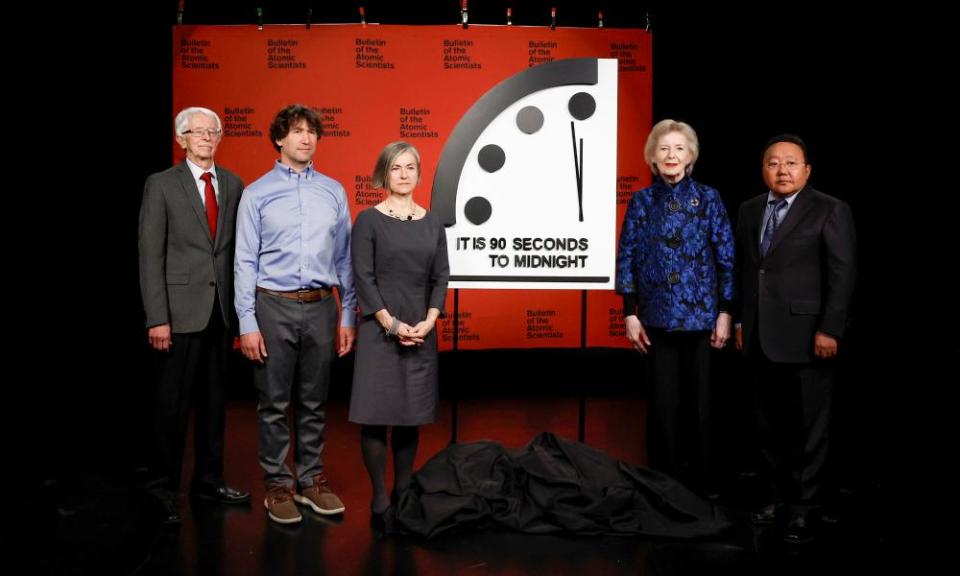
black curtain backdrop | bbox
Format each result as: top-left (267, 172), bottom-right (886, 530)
top-left (30, 1), bottom-right (954, 507)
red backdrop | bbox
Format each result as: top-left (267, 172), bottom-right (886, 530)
top-left (173, 24), bottom-right (652, 350)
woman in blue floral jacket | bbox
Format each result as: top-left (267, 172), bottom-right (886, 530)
top-left (616, 119), bottom-right (735, 495)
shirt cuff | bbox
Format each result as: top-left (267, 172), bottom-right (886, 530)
top-left (239, 314), bottom-right (260, 335)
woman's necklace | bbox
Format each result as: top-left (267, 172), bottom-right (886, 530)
top-left (385, 202), bottom-right (416, 220)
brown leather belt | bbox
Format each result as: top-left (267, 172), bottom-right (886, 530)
top-left (256, 286), bottom-right (331, 303)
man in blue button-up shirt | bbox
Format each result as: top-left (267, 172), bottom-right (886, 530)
top-left (235, 104), bottom-right (356, 524)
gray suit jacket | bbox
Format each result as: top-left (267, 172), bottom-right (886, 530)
top-left (734, 186), bottom-right (857, 363)
top-left (139, 161), bottom-right (244, 333)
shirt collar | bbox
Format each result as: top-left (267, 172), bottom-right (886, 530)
top-left (273, 160), bottom-right (315, 181)
top-left (185, 158), bottom-right (217, 181)
top-left (766, 188), bottom-right (801, 208)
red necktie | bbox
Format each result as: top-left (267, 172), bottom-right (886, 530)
top-left (200, 172), bottom-right (218, 240)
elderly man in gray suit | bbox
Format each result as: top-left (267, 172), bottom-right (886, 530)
top-left (139, 106), bottom-right (250, 525)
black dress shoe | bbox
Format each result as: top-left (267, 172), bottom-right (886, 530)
top-left (700, 487), bottom-right (721, 501)
top-left (820, 510), bottom-right (840, 525)
top-left (737, 469), bottom-right (758, 480)
top-left (192, 485), bottom-right (251, 505)
top-left (784, 514), bottom-right (815, 545)
top-left (751, 504), bottom-right (777, 525)
top-left (151, 492), bottom-right (181, 525)
top-left (162, 507), bottom-right (182, 525)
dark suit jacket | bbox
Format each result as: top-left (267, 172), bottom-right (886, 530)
top-left (139, 161), bottom-right (244, 334)
top-left (734, 186), bottom-right (856, 363)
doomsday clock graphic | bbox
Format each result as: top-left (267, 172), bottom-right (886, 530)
top-left (432, 58), bottom-right (618, 290)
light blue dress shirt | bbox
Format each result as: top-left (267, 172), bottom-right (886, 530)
top-left (235, 161), bottom-right (356, 334)
top-left (759, 190), bottom-right (800, 248)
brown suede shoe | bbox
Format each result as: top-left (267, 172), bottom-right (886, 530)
top-left (294, 475), bottom-right (345, 515)
top-left (264, 484), bottom-right (302, 524)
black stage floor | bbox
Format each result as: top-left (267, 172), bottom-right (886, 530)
top-left (28, 396), bottom-right (883, 576)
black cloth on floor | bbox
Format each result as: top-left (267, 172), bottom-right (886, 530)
top-left (394, 432), bottom-right (731, 539)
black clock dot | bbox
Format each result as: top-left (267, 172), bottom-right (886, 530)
top-left (568, 92), bottom-right (596, 121)
top-left (477, 144), bottom-right (506, 172)
top-left (516, 106), bottom-right (544, 134)
top-left (464, 196), bottom-right (492, 225)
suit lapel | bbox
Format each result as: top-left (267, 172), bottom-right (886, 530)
top-left (176, 161), bottom-right (214, 246)
top-left (213, 167), bottom-right (232, 249)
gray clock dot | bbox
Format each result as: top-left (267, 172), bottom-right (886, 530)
top-left (516, 106), bottom-right (544, 134)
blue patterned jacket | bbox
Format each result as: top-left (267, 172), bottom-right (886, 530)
top-left (616, 177), bottom-right (735, 331)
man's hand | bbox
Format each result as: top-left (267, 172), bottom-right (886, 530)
top-left (148, 324), bottom-right (172, 352)
top-left (240, 331), bottom-right (268, 364)
top-left (814, 331), bottom-right (838, 359)
top-left (338, 326), bottom-right (356, 357)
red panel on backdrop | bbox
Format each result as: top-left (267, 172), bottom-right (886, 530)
top-left (173, 24), bottom-right (652, 350)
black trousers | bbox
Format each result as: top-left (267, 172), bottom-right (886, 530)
top-left (645, 329), bottom-right (716, 487)
top-left (749, 350), bottom-right (834, 511)
top-left (151, 306), bottom-right (229, 493)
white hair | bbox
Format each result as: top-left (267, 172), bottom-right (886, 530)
top-left (174, 107), bottom-right (221, 135)
top-left (644, 119), bottom-right (700, 176)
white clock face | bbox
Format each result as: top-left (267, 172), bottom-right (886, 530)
top-left (433, 58), bottom-right (618, 290)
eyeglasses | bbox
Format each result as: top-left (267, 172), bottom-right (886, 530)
top-left (182, 128), bottom-right (222, 139)
top-left (765, 160), bottom-right (805, 171)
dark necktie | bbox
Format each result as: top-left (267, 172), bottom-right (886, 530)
top-left (760, 198), bottom-right (788, 257)
top-left (200, 172), bottom-right (218, 240)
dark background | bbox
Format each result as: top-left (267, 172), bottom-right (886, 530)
top-left (25, 1), bottom-right (954, 510)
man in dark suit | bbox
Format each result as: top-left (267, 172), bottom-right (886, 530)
top-left (734, 134), bottom-right (856, 544)
top-left (139, 107), bottom-right (250, 524)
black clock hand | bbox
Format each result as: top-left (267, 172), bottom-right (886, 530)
top-left (570, 121), bottom-right (585, 221)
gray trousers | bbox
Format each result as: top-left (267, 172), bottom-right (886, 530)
top-left (254, 292), bottom-right (337, 489)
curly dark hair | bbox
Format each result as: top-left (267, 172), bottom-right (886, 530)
top-left (269, 104), bottom-right (323, 151)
